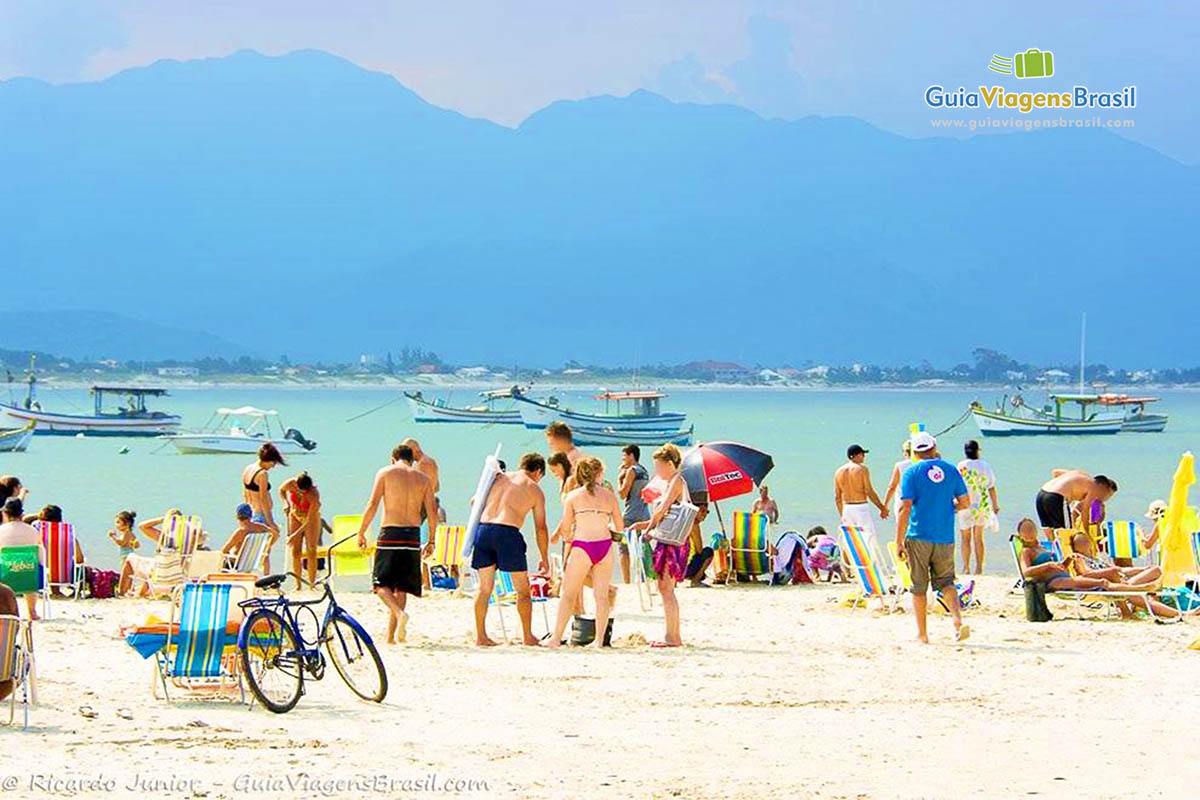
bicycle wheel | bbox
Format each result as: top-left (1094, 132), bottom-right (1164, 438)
top-left (323, 614), bottom-right (387, 703)
top-left (240, 609), bottom-right (304, 714)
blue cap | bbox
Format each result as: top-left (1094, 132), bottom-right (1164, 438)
top-left (235, 503), bottom-right (253, 519)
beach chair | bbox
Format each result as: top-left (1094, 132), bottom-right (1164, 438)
top-left (490, 569), bottom-right (550, 642)
top-left (36, 521), bottom-right (84, 602)
top-left (154, 581), bottom-right (251, 702)
top-left (839, 525), bottom-right (902, 612)
top-left (329, 515), bottom-right (374, 583)
top-left (0, 614), bottom-right (35, 729)
top-left (1103, 520), bottom-right (1144, 565)
top-left (1008, 535), bottom-right (1062, 593)
top-left (160, 514), bottom-right (204, 560)
top-left (625, 530), bottom-right (656, 611)
top-left (225, 531), bottom-right (271, 575)
top-left (726, 511), bottom-right (773, 584)
top-left (427, 524), bottom-right (468, 593)
top-left (0, 545), bottom-right (47, 616)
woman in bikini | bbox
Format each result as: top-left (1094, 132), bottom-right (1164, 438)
top-left (279, 471), bottom-right (322, 589)
top-left (241, 443), bottom-right (285, 572)
top-left (545, 457), bottom-right (622, 648)
top-left (629, 443), bottom-right (689, 647)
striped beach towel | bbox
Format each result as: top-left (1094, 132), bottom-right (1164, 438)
top-left (730, 511), bottom-right (771, 576)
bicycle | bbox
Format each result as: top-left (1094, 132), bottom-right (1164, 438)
top-left (236, 534), bottom-right (388, 713)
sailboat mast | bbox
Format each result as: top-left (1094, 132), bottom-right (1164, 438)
top-left (1079, 313), bottom-right (1087, 394)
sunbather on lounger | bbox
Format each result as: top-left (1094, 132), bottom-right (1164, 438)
top-left (1068, 531), bottom-right (1161, 586)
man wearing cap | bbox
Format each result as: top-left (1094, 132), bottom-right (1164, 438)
top-left (834, 444), bottom-right (889, 534)
top-left (219, 503), bottom-right (273, 569)
top-left (895, 431), bottom-right (970, 643)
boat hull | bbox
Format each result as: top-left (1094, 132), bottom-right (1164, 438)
top-left (164, 435), bottom-right (313, 455)
top-left (571, 427), bottom-right (695, 448)
top-left (406, 396), bottom-right (521, 425)
top-left (1121, 414), bottom-right (1168, 433)
top-left (971, 407), bottom-right (1122, 436)
top-left (1, 404), bottom-right (181, 436)
top-left (0, 423), bottom-right (35, 453)
top-left (514, 396), bottom-right (687, 432)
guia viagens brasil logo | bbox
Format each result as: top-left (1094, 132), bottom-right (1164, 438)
top-left (925, 48), bottom-right (1136, 113)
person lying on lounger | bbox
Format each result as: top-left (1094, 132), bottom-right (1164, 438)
top-left (1068, 531), bottom-right (1161, 586)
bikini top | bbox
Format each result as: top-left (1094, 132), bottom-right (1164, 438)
top-left (572, 506), bottom-right (613, 535)
top-left (1030, 549), bottom-right (1057, 566)
top-left (244, 468), bottom-right (270, 492)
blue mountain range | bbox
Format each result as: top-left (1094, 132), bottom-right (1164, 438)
top-left (1, 50), bottom-right (1193, 366)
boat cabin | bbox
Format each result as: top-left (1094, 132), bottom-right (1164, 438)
top-left (594, 390), bottom-right (666, 418)
top-left (90, 386), bottom-right (171, 418)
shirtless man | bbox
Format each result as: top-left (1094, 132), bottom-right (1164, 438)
top-left (752, 485), bottom-right (780, 523)
top-left (356, 444), bottom-right (438, 644)
top-left (472, 452), bottom-right (549, 647)
top-left (545, 422), bottom-right (583, 466)
top-left (1036, 470), bottom-right (1118, 536)
top-left (834, 444), bottom-right (888, 534)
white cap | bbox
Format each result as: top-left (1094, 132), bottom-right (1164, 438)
top-left (911, 431), bottom-right (937, 453)
top-left (1145, 499), bottom-right (1167, 520)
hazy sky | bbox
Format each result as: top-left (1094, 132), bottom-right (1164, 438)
top-left (2, 1), bottom-right (1197, 161)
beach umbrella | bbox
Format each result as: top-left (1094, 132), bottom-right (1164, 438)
top-left (679, 441), bottom-right (774, 502)
top-left (1159, 451), bottom-right (1196, 587)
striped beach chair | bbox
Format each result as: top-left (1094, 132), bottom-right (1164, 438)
top-left (427, 525), bottom-right (468, 593)
top-left (1104, 520), bottom-right (1143, 563)
top-left (329, 515), bottom-right (374, 583)
top-left (839, 525), bottom-right (901, 612)
top-left (0, 614), bottom-right (35, 729)
top-left (226, 531), bottom-right (271, 575)
top-left (1008, 534), bottom-right (1063, 593)
top-left (155, 582), bottom-right (249, 702)
top-left (490, 570), bottom-right (549, 642)
top-left (727, 511), bottom-right (773, 583)
top-left (161, 514), bottom-right (203, 557)
top-left (37, 521), bottom-right (85, 601)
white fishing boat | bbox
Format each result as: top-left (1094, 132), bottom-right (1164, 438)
top-left (570, 425), bottom-right (695, 448)
top-left (406, 389), bottom-right (522, 425)
top-left (513, 390), bottom-right (688, 432)
top-left (970, 395), bottom-right (1124, 436)
top-left (1, 359), bottom-right (181, 437)
top-left (1100, 395), bottom-right (1169, 432)
top-left (0, 421), bottom-right (35, 453)
top-left (163, 407), bottom-right (318, 455)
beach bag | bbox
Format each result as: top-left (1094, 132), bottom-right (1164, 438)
top-left (1160, 585), bottom-right (1200, 612)
top-left (649, 478), bottom-right (699, 546)
top-left (429, 565), bottom-right (457, 591)
top-left (570, 615), bottom-right (613, 647)
top-left (85, 567), bottom-right (118, 599)
top-left (1023, 581), bottom-right (1054, 622)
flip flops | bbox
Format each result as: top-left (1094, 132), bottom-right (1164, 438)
top-left (78, 705), bottom-right (98, 719)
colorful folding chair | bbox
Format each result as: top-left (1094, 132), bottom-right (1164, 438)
top-left (427, 524), bottom-right (469, 593)
top-left (155, 582), bottom-right (249, 701)
top-left (490, 569), bottom-right (549, 642)
top-left (226, 531), bottom-right (271, 575)
top-left (839, 525), bottom-right (900, 612)
top-left (727, 511), bottom-right (773, 583)
top-left (36, 521), bottom-right (85, 602)
top-left (0, 614), bottom-right (35, 729)
top-left (329, 515), bottom-right (374, 582)
top-left (1104, 520), bottom-right (1143, 563)
top-left (161, 514), bottom-right (204, 558)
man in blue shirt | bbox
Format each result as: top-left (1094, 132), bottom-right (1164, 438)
top-left (896, 431), bottom-right (970, 644)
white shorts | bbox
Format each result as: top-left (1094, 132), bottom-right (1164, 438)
top-left (840, 503), bottom-right (876, 534)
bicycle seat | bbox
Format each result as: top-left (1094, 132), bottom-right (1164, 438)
top-left (255, 573), bottom-right (289, 590)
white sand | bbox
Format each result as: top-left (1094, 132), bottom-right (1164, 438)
top-left (5, 577), bottom-right (1199, 799)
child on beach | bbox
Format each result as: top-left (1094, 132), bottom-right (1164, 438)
top-left (805, 526), bottom-right (846, 582)
top-left (108, 510), bottom-right (139, 559)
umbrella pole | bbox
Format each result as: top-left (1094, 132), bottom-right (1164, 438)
top-left (714, 500), bottom-right (726, 535)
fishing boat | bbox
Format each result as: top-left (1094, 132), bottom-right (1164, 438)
top-left (970, 395), bottom-right (1124, 436)
top-left (0, 421), bottom-right (35, 453)
top-left (1, 360), bottom-right (181, 436)
top-left (162, 407), bottom-right (317, 455)
top-left (405, 389), bottom-right (522, 425)
top-left (513, 389), bottom-right (688, 432)
top-left (570, 425), bottom-right (695, 448)
top-left (1098, 394), bottom-right (1169, 432)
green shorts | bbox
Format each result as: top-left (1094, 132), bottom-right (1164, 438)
top-left (905, 539), bottom-right (956, 594)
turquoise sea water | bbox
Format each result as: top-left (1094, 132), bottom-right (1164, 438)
top-left (3, 386), bottom-right (1197, 573)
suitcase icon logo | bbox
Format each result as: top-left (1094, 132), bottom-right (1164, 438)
top-left (988, 48), bottom-right (1054, 79)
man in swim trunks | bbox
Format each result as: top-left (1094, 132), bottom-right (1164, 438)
top-left (355, 444), bottom-right (438, 644)
top-left (473, 452), bottom-right (549, 647)
top-left (834, 444), bottom-right (888, 534)
top-left (1035, 470), bottom-right (1118, 537)
top-left (545, 422), bottom-right (583, 466)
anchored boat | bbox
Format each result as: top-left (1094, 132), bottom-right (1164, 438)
top-left (971, 394), bottom-right (1125, 436)
top-left (0, 421), bottom-right (35, 452)
top-left (513, 389), bottom-right (688, 433)
top-left (405, 389), bottom-right (522, 425)
top-left (163, 407), bottom-right (317, 455)
top-left (1098, 394), bottom-right (1168, 432)
top-left (570, 425), bottom-right (695, 448)
top-left (1, 360), bottom-right (181, 436)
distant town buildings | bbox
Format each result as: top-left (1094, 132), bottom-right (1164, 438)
top-left (156, 366), bottom-right (199, 377)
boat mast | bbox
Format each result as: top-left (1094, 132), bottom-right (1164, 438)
top-left (1078, 312), bottom-right (1086, 394)
top-left (23, 355), bottom-right (36, 410)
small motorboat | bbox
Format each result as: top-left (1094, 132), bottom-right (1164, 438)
top-left (0, 421), bottom-right (35, 453)
top-left (513, 389), bottom-right (688, 433)
top-left (406, 388), bottom-right (523, 424)
top-left (162, 407), bottom-right (317, 455)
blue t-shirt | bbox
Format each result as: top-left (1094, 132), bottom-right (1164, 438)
top-left (900, 458), bottom-right (968, 544)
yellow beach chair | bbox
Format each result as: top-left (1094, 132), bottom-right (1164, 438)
top-left (329, 515), bottom-right (374, 582)
top-left (427, 525), bottom-right (468, 593)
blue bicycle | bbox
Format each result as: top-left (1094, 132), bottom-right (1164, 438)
top-left (236, 535), bottom-right (387, 713)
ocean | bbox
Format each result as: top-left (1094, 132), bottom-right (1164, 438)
top-left (3, 385), bottom-right (1196, 574)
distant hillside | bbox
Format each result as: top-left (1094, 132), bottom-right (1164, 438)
top-left (0, 311), bottom-right (246, 361)
top-left (1, 50), bottom-right (1195, 366)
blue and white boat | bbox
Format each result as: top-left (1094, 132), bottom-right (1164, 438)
top-left (570, 425), bottom-right (695, 448)
top-left (513, 390), bottom-right (688, 433)
top-left (406, 389), bottom-right (523, 425)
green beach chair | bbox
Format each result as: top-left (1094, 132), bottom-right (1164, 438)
top-left (0, 614), bottom-right (35, 729)
top-left (0, 545), bottom-right (47, 616)
top-left (727, 511), bottom-right (773, 584)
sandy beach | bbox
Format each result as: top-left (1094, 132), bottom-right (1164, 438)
top-left (6, 576), bottom-right (1199, 799)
